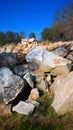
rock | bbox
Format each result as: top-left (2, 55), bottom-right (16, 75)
top-left (26, 46), bottom-right (72, 75)
top-left (52, 71), bottom-right (73, 115)
top-left (28, 88), bottom-right (39, 100)
top-left (26, 99), bottom-right (40, 107)
top-left (21, 39), bottom-right (28, 47)
top-left (28, 38), bottom-right (35, 43)
top-left (66, 51), bottom-right (73, 62)
top-left (35, 73), bottom-right (45, 83)
top-left (71, 46), bottom-right (73, 51)
top-left (5, 44), bottom-right (15, 52)
top-left (0, 52), bottom-right (17, 68)
top-left (0, 84), bottom-right (4, 102)
top-left (23, 72), bottom-right (35, 88)
top-left (31, 73), bottom-right (47, 90)
top-left (52, 75), bottom-right (67, 90)
top-left (44, 73), bottom-right (52, 89)
top-left (12, 47), bottom-right (19, 54)
top-left (12, 101), bottom-right (35, 115)
top-left (13, 64), bottom-right (29, 76)
top-left (26, 46), bottom-right (50, 72)
top-left (17, 54), bottom-right (26, 64)
top-left (21, 38), bottom-right (28, 43)
top-left (0, 67), bottom-right (24, 104)
top-left (36, 80), bottom-right (47, 90)
top-left (0, 47), bottom-right (6, 53)
top-left (52, 47), bottom-right (68, 57)
top-left (45, 73), bottom-right (51, 82)
top-left (65, 42), bottom-right (73, 51)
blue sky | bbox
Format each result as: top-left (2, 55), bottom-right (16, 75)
top-left (0, 0), bottom-right (71, 39)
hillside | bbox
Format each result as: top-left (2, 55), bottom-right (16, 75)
top-left (0, 40), bottom-right (73, 130)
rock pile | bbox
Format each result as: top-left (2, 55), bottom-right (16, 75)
top-left (0, 38), bottom-right (37, 57)
top-left (0, 41), bottom-right (73, 115)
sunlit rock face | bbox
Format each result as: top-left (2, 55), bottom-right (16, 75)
top-left (26, 46), bottom-right (72, 75)
top-left (52, 72), bottom-right (73, 115)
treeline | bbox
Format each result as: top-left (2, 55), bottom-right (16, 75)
top-left (0, 31), bottom-right (25, 46)
top-left (0, 31), bottom-right (36, 46)
top-left (41, 1), bottom-right (73, 42)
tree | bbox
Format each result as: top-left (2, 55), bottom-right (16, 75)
top-left (15, 31), bottom-right (25, 43)
top-left (51, 21), bottom-right (66, 41)
top-left (62, 2), bottom-right (73, 40)
top-left (5, 31), bottom-right (15, 43)
top-left (0, 31), bottom-right (25, 46)
top-left (41, 28), bottom-right (53, 41)
top-left (0, 32), bottom-right (6, 46)
top-left (29, 32), bottom-right (36, 39)
top-left (52, 1), bottom-right (73, 41)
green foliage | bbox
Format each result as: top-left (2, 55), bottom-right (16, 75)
top-left (41, 28), bottom-right (53, 41)
top-left (5, 31), bottom-right (15, 43)
top-left (0, 31), bottom-right (25, 46)
top-left (52, 1), bottom-right (73, 41)
top-left (51, 21), bottom-right (66, 41)
top-left (0, 91), bottom-right (73, 130)
top-left (41, 1), bottom-right (73, 42)
top-left (0, 32), bottom-right (6, 46)
top-left (29, 32), bottom-right (36, 39)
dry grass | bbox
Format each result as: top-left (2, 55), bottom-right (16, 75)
top-left (0, 92), bottom-right (73, 130)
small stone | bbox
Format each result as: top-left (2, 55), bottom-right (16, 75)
top-left (28, 88), bottom-right (39, 100)
top-left (12, 101), bottom-right (35, 115)
top-left (23, 72), bottom-right (35, 88)
top-left (26, 100), bottom-right (40, 107)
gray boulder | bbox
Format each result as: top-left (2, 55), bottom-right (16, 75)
top-left (0, 67), bottom-right (24, 104)
top-left (12, 101), bottom-right (35, 115)
top-left (26, 46), bottom-right (72, 75)
top-left (13, 64), bottom-right (29, 76)
top-left (51, 47), bottom-right (68, 57)
top-left (12, 99), bottom-right (39, 115)
top-left (66, 51), bottom-right (73, 62)
top-left (0, 84), bottom-right (3, 101)
top-left (0, 52), bottom-right (17, 68)
top-left (23, 72), bottom-right (35, 88)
